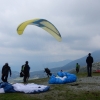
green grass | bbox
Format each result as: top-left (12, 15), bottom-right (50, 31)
top-left (0, 72), bottom-right (100, 100)
top-left (75, 72), bottom-right (100, 78)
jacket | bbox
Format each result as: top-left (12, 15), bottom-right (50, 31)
top-left (2, 65), bottom-right (11, 76)
top-left (86, 56), bottom-right (93, 66)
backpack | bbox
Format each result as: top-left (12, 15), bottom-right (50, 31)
top-left (20, 71), bottom-right (24, 77)
top-left (20, 65), bottom-right (25, 77)
top-left (21, 65), bottom-right (25, 71)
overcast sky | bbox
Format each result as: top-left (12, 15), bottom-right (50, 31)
top-left (0, 0), bottom-right (100, 71)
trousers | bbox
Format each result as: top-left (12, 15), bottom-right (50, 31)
top-left (87, 65), bottom-right (92, 76)
top-left (1, 74), bottom-right (8, 82)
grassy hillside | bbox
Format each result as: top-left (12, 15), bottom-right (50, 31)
top-left (0, 72), bottom-right (100, 100)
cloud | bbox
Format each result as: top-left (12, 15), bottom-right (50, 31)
top-left (0, 0), bottom-right (100, 71)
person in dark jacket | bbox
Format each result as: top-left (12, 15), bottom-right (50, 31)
top-left (1, 63), bottom-right (11, 82)
top-left (86, 53), bottom-right (94, 77)
top-left (44, 68), bottom-right (52, 77)
top-left (22, 61), bottom-right (30, 83)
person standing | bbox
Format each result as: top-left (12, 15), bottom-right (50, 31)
top-left (76, 63), bottom-right (80, 73)
top-left (1, 63), bottom-right (11, 82)
top-left (23, 61), bottom-right (30, 83)
top-left (86, 53), bottom-right (94, 77)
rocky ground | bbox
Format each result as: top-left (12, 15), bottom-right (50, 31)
top-left (33, 74), bottom-right (100, 93)
top-left (66, 62), bottom-right (100, 92)
top-left (68, 76), bottom-right (100, 92)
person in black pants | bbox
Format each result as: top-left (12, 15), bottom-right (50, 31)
top-left (1, 63), bottom-right (11, 82)
top-left (86, 53), bottom-right (94, 77)
top-left (23, 61), bottom-right (30, 83)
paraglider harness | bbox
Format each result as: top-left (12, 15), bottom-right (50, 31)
top-left (44, 68), bottom-right (52, 77)
top-left (20, 65), bottom-right (25, 77)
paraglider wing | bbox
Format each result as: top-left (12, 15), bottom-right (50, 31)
top-left (17, 19), bottom-right (62, 41)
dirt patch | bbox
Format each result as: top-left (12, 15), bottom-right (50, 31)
top-left (68, 76), bottom-right (100, 92)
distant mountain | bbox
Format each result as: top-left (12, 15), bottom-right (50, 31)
top-left (46, 59), bottom-right (72, 68)
top-left (21, 50), bottom-right (100, 79)
top-left (5, 50), bottom-right (100, 82)
top-left (61, 50), bottom-right (100, 71)
top-left (45, 50), bottom-right (100, 74)
top-left (70, 61), bottom-right (100, 74)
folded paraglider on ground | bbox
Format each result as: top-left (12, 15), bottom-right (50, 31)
top-left (49, 71), bottom-right (77, 84)
top-left (0, 82), bottom-right (50, 94)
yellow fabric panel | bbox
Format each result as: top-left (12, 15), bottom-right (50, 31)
top-left (42, 27), bottom-right (61, 42)
top-left (17, 19), bottom-right (39, 35)
top-left (40, 21), bottom-right (60, 35)
top-left (17, 18), bottom-right (62, 41)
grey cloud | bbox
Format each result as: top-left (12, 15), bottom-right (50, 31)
top-left (0, 0), bottom-right (100, 71)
